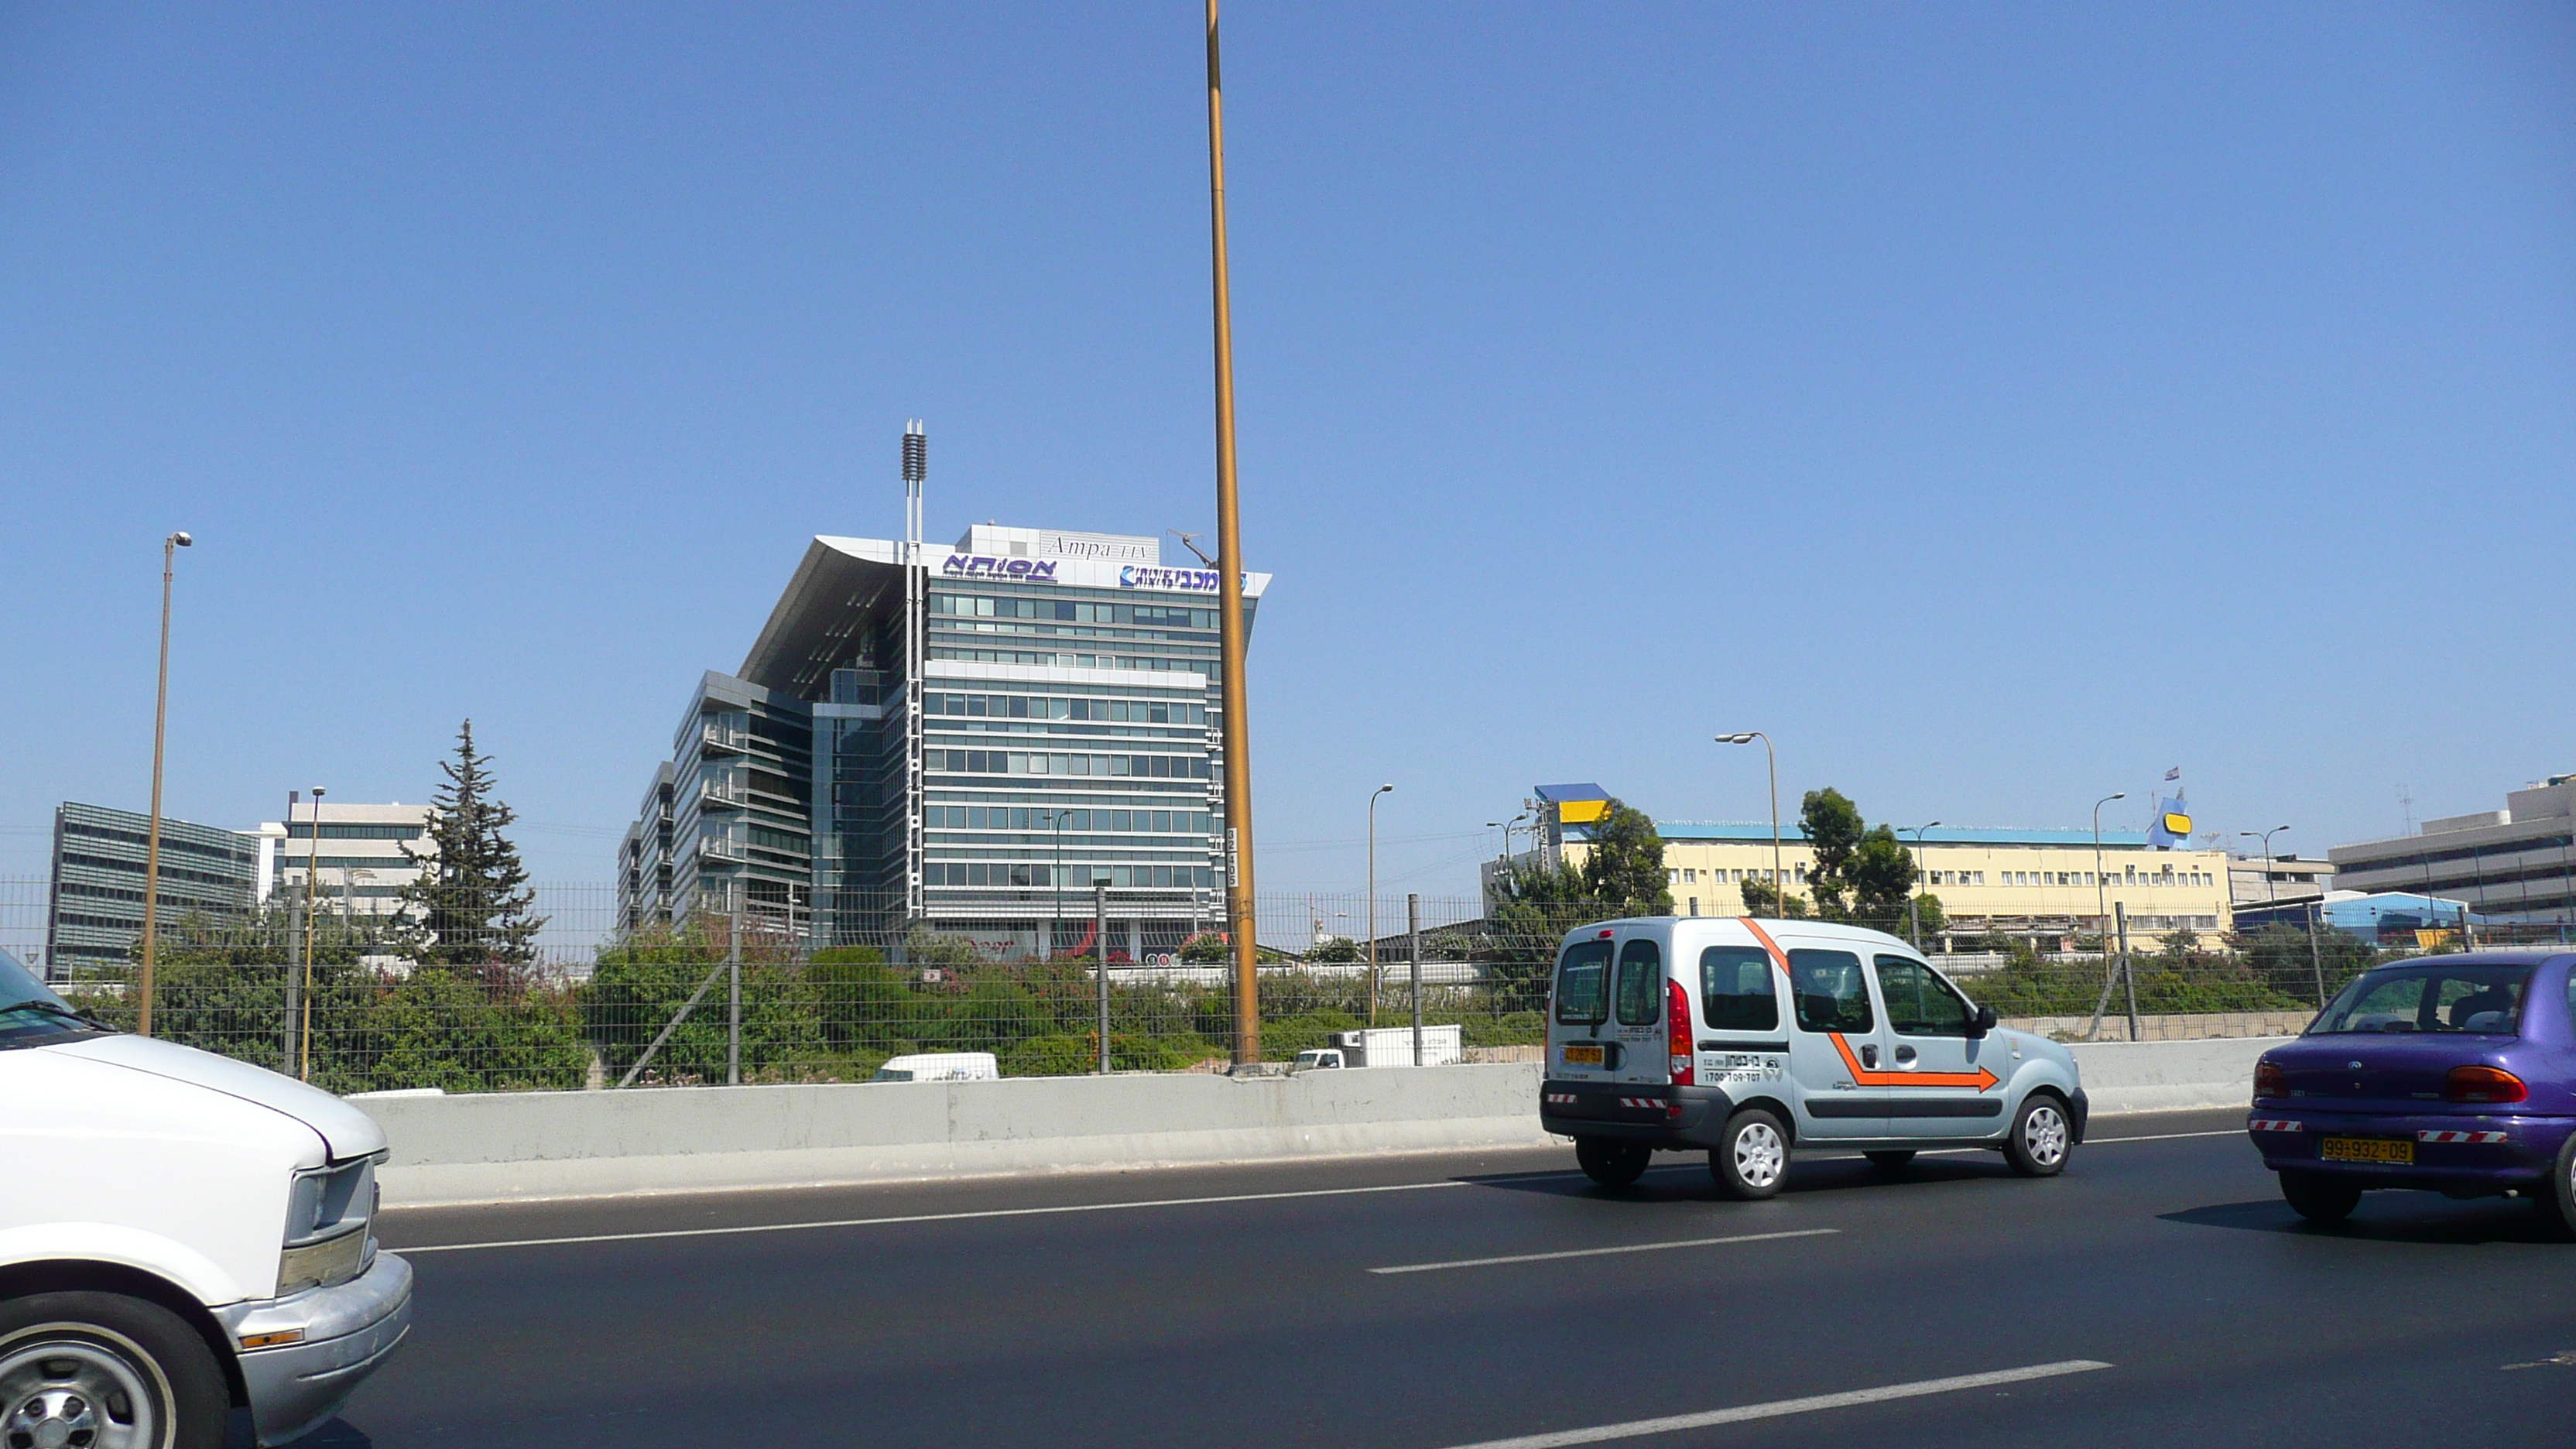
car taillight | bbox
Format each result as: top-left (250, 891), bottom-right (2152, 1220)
top-left (2254, 1058), bottom-right (2284, 1099)
top-left (1667, 978), bottom-right (1694, 1086)
top-left (2444, 1064), bottom-right (2527, 1104)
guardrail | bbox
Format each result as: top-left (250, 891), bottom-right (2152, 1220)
top-left (353, 1038), bottom-right (2269, 1208)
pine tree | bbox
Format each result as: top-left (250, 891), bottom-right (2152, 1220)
top-left (396, 720), bottom-right (546, 977)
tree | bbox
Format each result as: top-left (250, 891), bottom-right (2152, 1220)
top-left (1307, 937), bottom-right (1362, 963)
top-left (1579, 800), bottom-right (1673, 916)
top-left (1845, 827), bottom-right (1917, 933)
top-left (1177, 933), bottom-right (1231, 963)
top-left (396, 720), bottom-right (545, 978)
top-left (1912, 892), bottom-right (1948, 938)
top-left (1799, 789), bottom-right (1866, 917)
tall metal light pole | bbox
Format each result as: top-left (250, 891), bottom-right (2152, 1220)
top-left (1207, 0), bottom-right (1262, 1062)
top-left (2240, 825), bottom-right (2290, 906)
top-left (2092, 793), bottom-right (2126, 944)
top-left (300, 787), bottom-right (325, 1081)
top-left (1900, 823), bottom-right (1941, 947)
top-left (1366, 783), bottom-right (1392, 1025)
top-left (136, 530), bottom-right (192, 1036)
top-left (1718, 734), bottom-right (1780, 913)
top-left (1047, 808), bottom-right (1068, 961)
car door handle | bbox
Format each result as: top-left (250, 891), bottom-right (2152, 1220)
top-left (1860, 1044), bottom-right (1879, 1069)
top-left (1894, 1044), bottom-right (1917, 1065)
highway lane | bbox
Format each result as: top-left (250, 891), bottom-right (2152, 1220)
top-left (333, 1108), bottom-right (2576, 1448)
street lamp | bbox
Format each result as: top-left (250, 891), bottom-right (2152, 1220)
top-left (1046, 808), bottom-right (1070, 960)
top-left (1718, 734), bottom-right (1781, 915)
top-left (137, 529), bottom-right (192, 1037)
top-left (2092, 793), bottom-right (2126, 943)
top-left (1367, 783), bottom-right (1393, 1025)
top-left (1900, 823), bottom-right (1941, 947)
top-left (2241, 826), bottom-right (2291, 905)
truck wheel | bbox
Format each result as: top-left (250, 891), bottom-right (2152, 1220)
top-left (2280, 1170), bottom-right (2362, 1225)
top-left (1574, 1137), bottom-right (1652, 1189)
top-left (2002, 1093), bottom-right (2073, 1177)
top-left (0, 1291), bottom-right (228, 1449)
top-left (1710, 1108), bottom-right (1790, 1201)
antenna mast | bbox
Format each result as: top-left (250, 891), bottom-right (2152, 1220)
top-left (903, 421), bottom-right (927, 927)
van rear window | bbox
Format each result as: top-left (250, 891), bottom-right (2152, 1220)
top-left (1555, 940), bottom-right (1612, 1025)
top-left (1614, 940), bottom-right (1664, 1026)
top-left (1701, 947), bottom-right (1780, 1031)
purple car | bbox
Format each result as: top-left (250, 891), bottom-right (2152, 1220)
top-left (2249, 951), bottom-right (2576, 1231)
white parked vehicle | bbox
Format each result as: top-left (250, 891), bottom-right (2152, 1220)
top-left (1541, 916), bottom-right (2087, 1196)
top-left (1290, 1048), bottom-right (1347, 1071)
top-left (0, 957), bottom-right (411, 1448)
top-left (1331, 1025), bottom-right (1464, 1068)
top-left (870, 1051), bottom-right (1000, 1083)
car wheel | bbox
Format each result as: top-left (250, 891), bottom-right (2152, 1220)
top-left (1574, 1137), bottom-right (1652, 1189)
top-left (2279, 1169), bottom-right (2362, 1225)
top-left (2533, 1131), bottom-right (2576, 1241)
top-left (1864, 1150), bottom-right (1917, 1170)
top-left (2002, 1093), bottom-right (2073, 1177)
top-left (0, 1291), bottom-right (228, 1449)
top-left (1710, 1108), bottom-right (1790, 1201)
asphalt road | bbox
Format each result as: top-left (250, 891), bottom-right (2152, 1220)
top-left (328, 1108), bottom-right (2576, 1449)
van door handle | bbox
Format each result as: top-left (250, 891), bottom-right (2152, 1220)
top-left (1860, 1044), bottom-right (1879, 1069)
top-left (1894, 1044), bottom-right (1917, 1065)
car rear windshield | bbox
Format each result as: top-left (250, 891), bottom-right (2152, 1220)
top-left (1554, 939), bottom-right (1613, 1026)
top-left (2311, 964), bottom-right (2533, 1036)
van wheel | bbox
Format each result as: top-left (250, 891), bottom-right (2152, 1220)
top-left (0, 1291), bottom-right (228, 1449)
top-left (1574, 1138), bottom-right (1652, 1189)
top-left (1711, 1109), bottom-right (1790, 1201)
top-left (2280, 1170), bottom-right (2362, 1224)
top-left (2002, 1093), bottom-right (2072, 1177)
top-left (1864, 1150), bottom-right (1917, 1170)
top-left (2538, 1132), bottom-right (2576, 1241)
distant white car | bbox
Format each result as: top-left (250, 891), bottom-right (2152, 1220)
top-left (1291, 1048), bottom-right (1347, 1071)
top-left (871, 1051), bottom-right (1000, 1083)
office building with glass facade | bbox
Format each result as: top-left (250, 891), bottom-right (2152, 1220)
top-left (619, 523), bottom-right (1269, 961)
top-left (45, 801), bottom-right (261, 981)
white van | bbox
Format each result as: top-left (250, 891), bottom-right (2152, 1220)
top-left (0, 957), bottom-right (411, 1447)
top-left (1540, 916), bottom-right (2085, 1197)
top-left (870, 1051), bottom-right (1001, 1083)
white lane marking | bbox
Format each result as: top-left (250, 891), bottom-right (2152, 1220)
top-left (397, 1179), bottom-right (1471, 1254)
top-left (1371, 1228), bottom-right (1838, 1276)
top-left (396, 1127), bottom-right (2245, 1255)
top-left (1434, 1359), bottom-right (2115, 1448)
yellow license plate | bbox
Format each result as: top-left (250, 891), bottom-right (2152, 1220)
top-left (1562, 1043), bottom-right (1604, 1067)
top-left (2320, 1136), bottom-right (2413, 1165)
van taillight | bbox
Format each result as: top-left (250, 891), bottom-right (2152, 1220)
top-left (1667, 979), bottom-right (1694, 1086)
top-left (2254, 1059), bottom-right (2284, 1099)
top-left (2444, 1065), bottom-right (2527, 1104)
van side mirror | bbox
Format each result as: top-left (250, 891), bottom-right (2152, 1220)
top-left (1970, 1005), bottom-right (1999, 1037)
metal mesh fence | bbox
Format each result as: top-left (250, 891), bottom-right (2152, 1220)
top-left (5, 875), bottom-right (2571, 1091)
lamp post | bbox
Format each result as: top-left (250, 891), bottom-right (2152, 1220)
top-left (136, 530), bottom-right (192, 1036)
top-left (2092, 793), bottom-right (2126, 944)
top-left (1718, 734), bottom-right (1780, 914)
top-left (1900, 823), bottom-right (1941, 947)
top-left (1366, 783), bottom-right (1392, 1025)
top-left (2240, 825), bottom-right (2290, 906)
top-left (1046, 808), bottom-right (1069, 961)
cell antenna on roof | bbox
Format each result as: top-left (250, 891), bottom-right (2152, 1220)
top-left (903, 420), bottom-right (926, 923)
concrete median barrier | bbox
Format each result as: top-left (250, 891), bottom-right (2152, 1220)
top-left (358, 1038), bottom-right (2274, 1207)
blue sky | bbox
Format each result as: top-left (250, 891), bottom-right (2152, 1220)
top-left (2, 3), bottom-right (2569, 900)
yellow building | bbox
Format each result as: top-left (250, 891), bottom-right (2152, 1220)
top-left (1492, 786), bottom-right (2228, 948)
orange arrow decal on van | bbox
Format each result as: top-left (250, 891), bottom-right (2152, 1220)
top-left (1740, 919), bottom-right (1999, 1091)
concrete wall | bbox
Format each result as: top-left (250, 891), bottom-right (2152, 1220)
top-left (359, 1039), bottom-right (2272, 1208)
